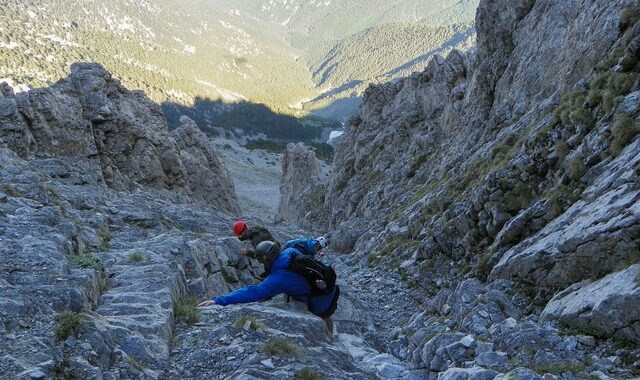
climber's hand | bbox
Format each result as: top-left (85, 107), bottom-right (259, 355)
top-left (197, 300), bottom-right (215, 307)
top-left (238, 248), bottom-right (248, 256)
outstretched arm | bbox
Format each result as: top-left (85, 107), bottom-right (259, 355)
top-left (213, 274), bottom-right (287, 306)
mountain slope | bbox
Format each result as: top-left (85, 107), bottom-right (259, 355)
top-left (278, 0), bottom-right (640, 377)
top-left (0, 0), bottom-right (315, 110)
top-left (0, 0), bottom-right (479, 125)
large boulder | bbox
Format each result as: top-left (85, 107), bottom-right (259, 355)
top-left (541, 264), bottom-right (640, 344)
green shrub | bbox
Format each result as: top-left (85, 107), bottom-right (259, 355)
top-left (476, 251), bottom-right (493, 281)
top-left (55, 310), bottom-right (83, 341)
top-left (2, 183), bottom-right (20, 197)
top-left (554, 140), bottom-right (570, 161)
top-left (97, 223), bottom-right (112, 251)
top-left (595, 46), bottom-right (626, 72)
top-left (174, 296), bottom-right (200, 326)
top-left (532, 360), bottom-right (589, 376)
top-left (234, 315), bottom-right (262, 331)
top-left (71, 253), bottom-right (105, 272)
top-left (128, 252), bottom-right (146, 263)
top-left (295, 368), bottom-right (324, 380)
top-left (609, 114), bottom-right (640, 156)
top-left (127, 357), bottom-right (145, 372)
top-left (261, 339), bottom-right (299, 356)
top-left (619, 5), bottom-right (640, 32)
top-left (567, 157), bottom-right (587, 182)
top-left (367, 253), bottom-right (382, 267)
top-left (589, 73), bottom-right (638, 114)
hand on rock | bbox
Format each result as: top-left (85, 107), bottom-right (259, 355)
top-left (238, 248), bottom-right (248, 256)
top-left (197, 300), bottom-right (215, 307)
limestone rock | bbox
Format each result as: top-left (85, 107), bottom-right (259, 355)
top-left (275, 142), bottom-right (329, 231)
top-left (171, 116), bottom-right (240, 215)
top-left (541, 264), bottom-right (640, 343)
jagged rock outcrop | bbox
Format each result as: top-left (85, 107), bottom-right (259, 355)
top-left (275, 142), bottom-right (329, 231)
top-left (0, 62), bottom-right (240, 214)
top-left (0, 139), bottom-right (255, 378)
top-left (171, 116), bottom-right (240, 215)
top-left (321, 0), bottom-right (640, 378)
top-left (491, 135), bottom-right (640, 291)
top-left (541, 264), bottom-right (640, 344)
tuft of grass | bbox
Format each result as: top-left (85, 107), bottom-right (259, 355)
top-left (532, 357), bottom-right (593, 376)
top-left (567, 157), bottom-right (587, 182)
top-left (97, 223), bottom-right (112, 251)
top-left (2, 183), bottom-right (20, 197)
top-left (476, 251), bottom-right (494, 281)
top-left (367, 253), bottom-right (382, 267)
top-left (128, 252), bottom-right (146, 263)
top-left (554, 140), bottom-right (570, 161)
top-left (234, 315), bottom-right (263, 331)
top-left (409, 154), bottom-right (429, 175)
top-left (261, 339), bottom-right (299, 356)
top-left (588, 72), bottom-right (638, 114)
top-left (55, 310), bottom-right (83, 341)
top-left (619, 4), bottom-right (640, 32)
top-left (609, 114), bottom-right (640, 156)
top-left (295, 368), bottom-right (324, 380)
top-left (174, 296), bottom-right (200, 326)
top-left (71, 253), bottom-right (105, 272)
top-left (127, 357), bottom-right (145, 372)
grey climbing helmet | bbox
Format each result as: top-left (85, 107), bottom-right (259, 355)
top-left (254, 241), bottom-right (281, 263)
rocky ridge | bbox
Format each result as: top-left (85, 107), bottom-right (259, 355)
top-left (303, 0), bottom-right (640, 378)
top-left (275, 142), bottom-right (330, 231)
top-left (0, 62), bottom-right (239, 215)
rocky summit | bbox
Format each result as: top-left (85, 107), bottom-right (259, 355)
top-left (1, 0), bottom-right (640, 379)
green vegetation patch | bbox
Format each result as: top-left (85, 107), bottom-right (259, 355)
top-left (609, 114), bottom-right (640, 156)
top-left (619, 3), bottom-right (640, 32)
top-left (2, 183), bottom-right (21, 197)
top-left (294, 368), bottom-right (324, 380)
top-left (70, 253), bottom-right (105, 272)
top-left (55, 310), bottom-right (83, 341)
top-left (261, 339), bottom-right (299, 356)
top-left (97, 223), bottom-right (112, 251)
top-left (174, 296), bottom-right (200, 326)
top-left (532, 357), bottom-right (592, 376)
top-left (128, 252), bottom-right (146, 263)
top-left (234, 315), bottom-right (263, 331)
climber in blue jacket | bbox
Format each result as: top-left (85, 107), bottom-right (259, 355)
top-left (197, 241), bottom-right (340, 333)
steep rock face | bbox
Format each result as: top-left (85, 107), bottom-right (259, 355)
top-left (491, 135), bottom-right (640, 291)
top-left (541, 264), bottom-right (640, 344)
top-left (275, 142), bottom-right (329, 231)
top-left (0, 141), bottom-right (254, 378)
top-left (329, 0), bottom-right (639, 291)
top-left (0, 63), bottom-right (240, 214)
top-left (324, 0), bottom-right (640, 377)
top-left (171, 116), bottom-right (240, 215)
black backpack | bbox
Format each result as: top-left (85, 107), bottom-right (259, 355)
top-left (287, 253), bottom-right (336, 296)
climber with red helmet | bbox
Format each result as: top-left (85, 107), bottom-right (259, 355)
top-left (232, 220), bottom-right (275, 251)
top-left (232, 220), bottom-right (277, 278)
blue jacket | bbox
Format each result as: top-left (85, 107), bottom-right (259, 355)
top-left (283, 237), bottom-right (317, 256)
top-left (214, 248), bottom-right (336, 317)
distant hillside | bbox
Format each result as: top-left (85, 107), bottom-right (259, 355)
top-left (0, 0), bottom-right (478, 131)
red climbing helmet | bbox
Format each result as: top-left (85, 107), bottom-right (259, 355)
top-left (233, 220), bottom-right (248, 236)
